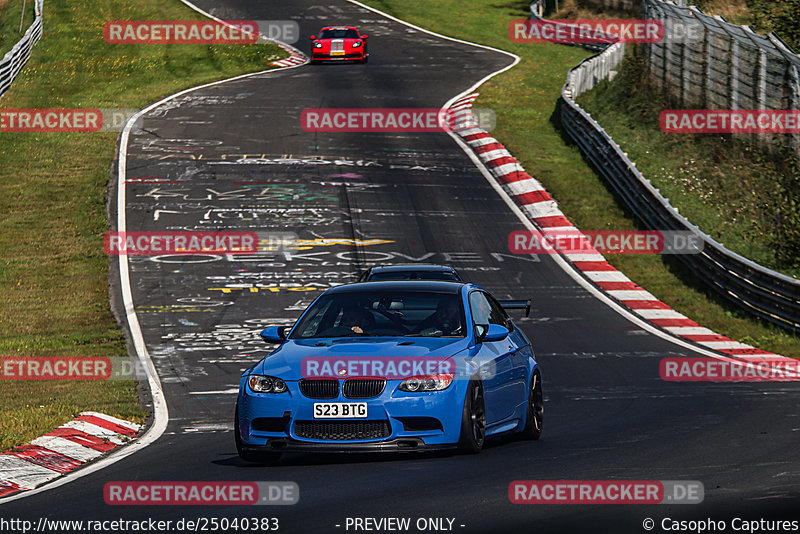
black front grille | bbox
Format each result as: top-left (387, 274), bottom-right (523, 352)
top-left (294, 420), bottom-right (390, 441)
top-left (343, 379), bottom-right (386, 399)
top-left (299, 379), bottom-right (339, 399)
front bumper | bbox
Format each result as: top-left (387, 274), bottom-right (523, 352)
top-left (237, 377), bottom-right (467, 451)
top-left (241, 437), bottom-right (455, 454)
top-left (311, 52), bottom-right (365, 61)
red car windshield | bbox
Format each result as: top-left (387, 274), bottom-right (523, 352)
top-left (318, 29), bottom-right (360, 39)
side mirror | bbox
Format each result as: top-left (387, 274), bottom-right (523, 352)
top-left (260, 326), bottom-right (287, 344)
top-left (309, 35), bottom-right (316, 40)
top-left (361, 34), bottom-right (369, 39)
top-left (474, 324), bottom-right (488, 340)
top-left (475, 324), bottom-right (509, 343)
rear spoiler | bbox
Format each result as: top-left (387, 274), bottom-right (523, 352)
top-left (499, 299), bottom-right (531, 317)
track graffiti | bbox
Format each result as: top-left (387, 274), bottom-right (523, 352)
top-left (161, 319), bottom-right (296, 353)
top-left (145, 248), bottom-right (534, 266)
top-left (136, 185), bottom-right (338, 203)
top-left (150, 207), bottom-right (340, 226)
top-left (134, 298), bottom-right (235, 314)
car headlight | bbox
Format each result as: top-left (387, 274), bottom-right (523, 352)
top-left (248, 375), bottom-right (288, 394)
top-left (313, 42), bottom-right (322, 48)
top-left (398, 373), bottom-right (453, 392)
top-left (352, 41), bottom-right (362, 48)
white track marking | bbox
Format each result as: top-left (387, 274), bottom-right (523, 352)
top-left (491, 162), bottom-right (526, 175)
top-left (478, 149), bottom-right (509, 161)
top-left (606, 290), bottom-right (659, 301)
top-left (506, 180), bottom-right (545, 195)
top-left (0, 457), bottom-right (61, 489)
top-left (60, 421), bottom-right (128, 445)
top-left (584, 271), bottom-right (631, 282)
top-left (28, 437), bottom-right (102, 463)
top-left (635, 309), bottom-right (689, 320)
top-left (665, 327), bottom-right (716, 336)
top-left (521, 201), bottom-right (562, 219)
top-left (80, 411), bottom-right (142, 431)
top-left (700, 341), bottom-right (754, 350)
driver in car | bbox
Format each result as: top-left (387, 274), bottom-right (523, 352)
top-left (415, 299), bottom-right (463, 336)
top-left (340, 304), bottom-right (370, 334)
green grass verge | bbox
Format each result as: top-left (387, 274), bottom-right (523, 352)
top-left (360, 0), bottom-right (800, 357)
top-left (0, 0), bottom-right (286, 451)
top-left (578, 47), bottom-right (800, 279)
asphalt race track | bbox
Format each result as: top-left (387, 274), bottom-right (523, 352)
top-left (4, 1), bottom-right (800, 532)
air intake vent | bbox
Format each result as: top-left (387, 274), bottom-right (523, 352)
top-left (294, 420), bottom-right (391, 441)
top-left (251, 417), bottom-right (289, 433)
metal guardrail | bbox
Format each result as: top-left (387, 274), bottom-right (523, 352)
top-left (642, 0), bottom-right (800, 153)
top-left (536, 2), bottom-right (800, 332)
top-left (0, 0), bottom-right (44, 99)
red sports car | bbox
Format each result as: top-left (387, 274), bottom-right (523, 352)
top-left (309, 26), bottom-right (369, 63)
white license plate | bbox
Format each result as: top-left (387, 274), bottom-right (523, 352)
top-left (313, 403), bottom-right (367, 419)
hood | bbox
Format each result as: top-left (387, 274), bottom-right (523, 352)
top-left (253, 337), bottom-right (469, 381)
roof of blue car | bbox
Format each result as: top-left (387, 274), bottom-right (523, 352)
top-left (370, 264), bottom-right (457, 272)
top-left (327, 280), bottom-right (465, 294)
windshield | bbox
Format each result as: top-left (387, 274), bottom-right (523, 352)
top-left (318, 29), bottom-right (360, 39)
top-left (367, 271), bottom-right (461, 282)
top-left (290, 291), bottom-right (466, 339)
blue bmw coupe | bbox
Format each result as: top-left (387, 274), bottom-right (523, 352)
top-left (235, 280), bottom-right (542, 463)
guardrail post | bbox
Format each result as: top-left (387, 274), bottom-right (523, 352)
top-left (680, 28), bottom-right (690, 106)
top-left (729, 38), bottom-right (739, 110)
top-left (19, 0), bottom-right (28, 32)
top-left (757, 47), bottom-right (768, 147)
top-left (792, 64), bottom-right (800, 157)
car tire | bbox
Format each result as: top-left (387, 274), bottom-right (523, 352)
top-left (457, 380), bottom-right (485, 454)
top-left (520, 370), bottom-right (543, 440)
top-left (362, 55), bottom-right (368, 63)
top-left (235, 405), bottom-right (283, 464)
